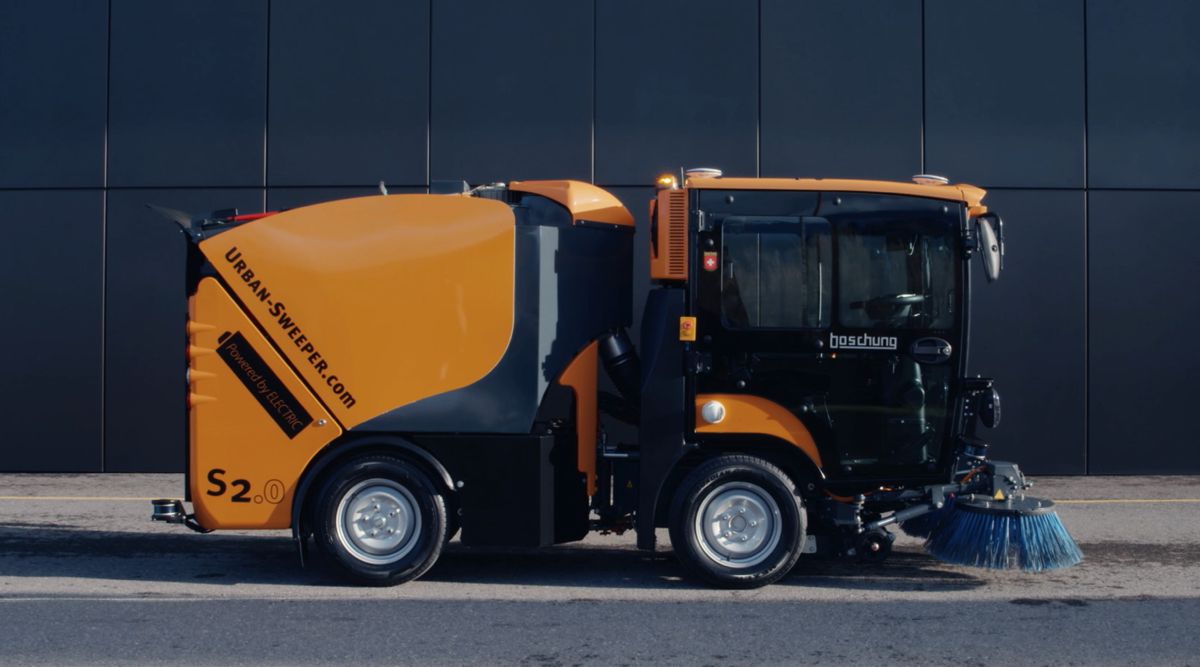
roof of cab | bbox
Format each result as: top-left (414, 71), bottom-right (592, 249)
top-left (686, 176), bottom-right (988, 215)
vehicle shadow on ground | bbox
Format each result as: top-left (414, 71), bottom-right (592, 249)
top-left (784, 551), bottom-right (984, 592)
top-left (0, 523), bottom-right (983, 592)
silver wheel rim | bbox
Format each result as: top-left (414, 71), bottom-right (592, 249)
top-left (694, 481), bottom-right (783, 569)
top-left (335, 479), bottom-right (422, 565)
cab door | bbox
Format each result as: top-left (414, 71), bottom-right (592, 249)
top-left (692, 190), bottom-right (965, 484)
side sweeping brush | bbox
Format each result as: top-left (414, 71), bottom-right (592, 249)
top-left (924, 495), bottom-right (1083, 571)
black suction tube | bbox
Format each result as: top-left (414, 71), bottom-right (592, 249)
top-left (598, 329), bottom-right (641, 404)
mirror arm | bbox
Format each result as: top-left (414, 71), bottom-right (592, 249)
top-left (962, 225), bottom-right (979, 259)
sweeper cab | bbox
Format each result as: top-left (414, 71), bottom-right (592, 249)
top-left (152, 169), bottom-right (1080, 588)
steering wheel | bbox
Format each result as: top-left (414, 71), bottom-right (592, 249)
top-left (851, 293), bottom-right (927, 323)
top-left (872, 293), bottom-right (925, 306)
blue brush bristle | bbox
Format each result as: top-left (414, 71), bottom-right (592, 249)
top-left (899, 498), bottom-right (955, 539)
top-left (924, 506), bottom-right (1083, 571)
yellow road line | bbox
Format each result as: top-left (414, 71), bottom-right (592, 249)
top-left (0, 496), bottom-right (157, 501)
top-left (1055, 498), bottom-right (1200, 505)
top-left (1, 496), bottom-right (1197, 504)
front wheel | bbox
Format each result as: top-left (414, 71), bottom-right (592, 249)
top-left (313, 455), bottom-right (447, 585)
top-left (668, 455), bottom-right (806, 588)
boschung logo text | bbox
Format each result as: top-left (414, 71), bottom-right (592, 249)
top-left (829, 333), bottom-right (898, 351)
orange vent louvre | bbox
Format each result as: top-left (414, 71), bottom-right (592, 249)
top-left (651, 188), bottom-right (689, 281)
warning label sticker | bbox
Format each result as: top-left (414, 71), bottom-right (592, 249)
top-left (217, 331), bottom-right (313, 438)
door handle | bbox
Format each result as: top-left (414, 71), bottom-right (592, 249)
top-left (910, 337), bottom-right (953, 364)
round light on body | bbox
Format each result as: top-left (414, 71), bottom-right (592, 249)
top-left (701, 400), bottom-right (726, 424)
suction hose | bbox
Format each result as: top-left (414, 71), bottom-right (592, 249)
top-left (598, 330), bottom-right (641, 403)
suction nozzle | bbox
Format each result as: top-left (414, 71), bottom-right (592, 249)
top-left (151, 499), bottom-right (186, 523)
top-left (150, 499), bottom-right (213, 534)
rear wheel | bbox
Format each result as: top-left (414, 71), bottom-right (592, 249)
top-left (669, 455), bottom-right (806, 589)
top-left (314, 455), bottom-right (446, 585)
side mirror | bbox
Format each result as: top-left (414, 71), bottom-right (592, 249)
top-left (976, 213), bottom-right (1004, 282)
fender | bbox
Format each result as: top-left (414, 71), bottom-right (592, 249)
top-left (289, 434), bottom-right (456, 546)
top-left (693, 394), bottom-right (825, 472)
top-left (641, 394), bottom-right (827, 539)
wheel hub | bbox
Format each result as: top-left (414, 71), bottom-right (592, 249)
top-left (695, 482), bottom-right (782, 569)
top-left (335, 480), bottom-right (422, 565)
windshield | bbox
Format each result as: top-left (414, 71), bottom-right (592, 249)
top-left (837, 218), bottom-right (956, 330)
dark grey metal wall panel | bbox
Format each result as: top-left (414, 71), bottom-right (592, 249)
top-left (107, 0), bottom-right (267, 188)
top-left (926, 0), bottom-right (1085, 188)
top-left (968, 190), bottom-right (1086, 474)
top-left (104, 188), bottom-right (263, 472)
top-left (1089, 191), bottom-right (1200, 473)
top-left (1087, 0), bottom-right (1200, 188)
top-left (760, 0), bottom-right (921, 180)
top-left (595, 0), bottom-right (758, 185)
top-left (268, 0), bottom-right (428, 187)
top-left (0, 2), bottom-right (107, 188)
top-left (267, 187), bottom-right (391, 211)
top-left (3, 1), bottom-right (1196, 477)
top-left (430, 0), bottom-right (591, 184)
top-left (0, 191), bottom-right (104, 471)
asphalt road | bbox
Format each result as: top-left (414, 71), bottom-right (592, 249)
top-left (1, 473), bottom-right (1199, 666)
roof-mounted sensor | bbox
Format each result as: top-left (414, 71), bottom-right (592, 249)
top-left (685, 167), bottom-right (723, 179)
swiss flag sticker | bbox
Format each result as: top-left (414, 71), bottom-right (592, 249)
top-left (702, 252), bottom-right (718, 272)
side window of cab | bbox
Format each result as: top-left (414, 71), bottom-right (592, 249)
top-left (719, 217), bottom-right (832, 330)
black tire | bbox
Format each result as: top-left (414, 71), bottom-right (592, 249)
top-left (668, 455), bottom-right (806, 589)
top-left (444, 505), bottom-right (461, 544)
top-left (313, 455), bottom-right (447, 586)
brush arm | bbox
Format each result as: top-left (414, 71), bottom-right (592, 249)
top-left (864, 503), bottom-right (941, 531)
